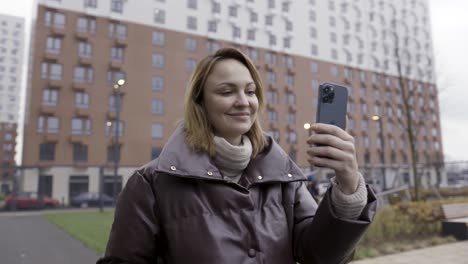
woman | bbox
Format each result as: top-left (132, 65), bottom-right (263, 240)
top-left (97, 48), bottom-right (376, 264)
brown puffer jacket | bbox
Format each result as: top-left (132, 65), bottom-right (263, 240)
top-left (97, 126), bottom-right (377, 264)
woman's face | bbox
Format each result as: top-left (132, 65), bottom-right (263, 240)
top-left (203, 59), bottom-right (259, 145)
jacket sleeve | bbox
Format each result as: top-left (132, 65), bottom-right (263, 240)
top-left (293, 182), bottom-right (377, 264)
top-left (96, 169), bottom-right (162, 264)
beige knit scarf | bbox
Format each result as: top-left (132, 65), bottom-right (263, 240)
top-left (213, 135), bottom-right (252, 183)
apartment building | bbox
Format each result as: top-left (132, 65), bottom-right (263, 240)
top-left (21, 0), bottom-right (443, 203)
top-left (0, 14), bottom-right (24, 193)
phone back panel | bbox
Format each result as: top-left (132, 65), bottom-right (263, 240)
top-left (315, 83), bottom-right (348, 130)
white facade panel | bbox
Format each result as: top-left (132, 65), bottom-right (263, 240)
top-left (37, 0), bottom-right (436, 82)
top-left (0, 14), bottom-right (25, 123)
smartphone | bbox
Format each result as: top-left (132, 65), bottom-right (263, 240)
top-left (315, 82), bottom-right (348, 130)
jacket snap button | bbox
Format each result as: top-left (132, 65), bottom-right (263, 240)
top-left (257, 175), bottom-right (263, 180)
top-left (287, 173), bottom-right (293, 178)
top-left (207, 171), bottom-right (213, 176)
top-left (170, 166), bottom-right (176, 171)
top-left (248, 248), bottom-right (256, 257)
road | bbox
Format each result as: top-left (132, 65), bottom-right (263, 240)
top-left (0, 211), bottom-right (100, 264)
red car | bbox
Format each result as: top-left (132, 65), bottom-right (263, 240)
top-left (4, 192), bottom-right (60, 210)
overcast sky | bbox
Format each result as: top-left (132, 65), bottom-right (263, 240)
top-left (2, 0), bottom-right (468, 162)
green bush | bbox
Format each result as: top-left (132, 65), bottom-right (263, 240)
top-left (360, 197), bottom-right (468, 245)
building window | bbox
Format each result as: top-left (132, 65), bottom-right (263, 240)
top-left (84, 0), bottom-right (97, 8)
top-left (268, 0), bottom-right (276, 9)
top-left (46, 36), bottom-right (62, 54)
top-left (78, 42), bottom-right (92, 58)
top-left (207, 40), bottom-right (220, 54)
top-left (39, 143), bottom-right (56, 161)
top-left (229, 6), bottom-right (238, 17)
top-left (76, 17), bottom-right (96, 34)
top-left (152, 53), bottom-right (165, 68)
top-left (185, 37), bottom-right (197, 51)
top-left (75, 92), bottom-right (89, 108)
top-left (268, 110), bottom-right (278, 122)
top-left (311, 44), bottom-right (318, 55)
top-left (152, 124), bottom-right (163, 139)
top-left (108, 95), bottom-right (118, 112)
top-left (208, 21), bottom-right (217, 33)
top-left (246, 48), bottom-right (258, 61)
top-left (73, 66), bottom-right (94, 84)
top-left (286, 92), bottom-right (296, 105)
top-left (232, 26), bottom-right (241, 39)
top-left (108, 23), bottom-right (127, 38)
top-left (265, 52), bottom-right (277, 65)
top-left (151, 147), bottom-right (162, 159)
top-left (107, 144), bottom-right (120, 162)
top-left (187, 0), bottom-right (197, 9)
top-left (41, 62), bottom-right (63, 80)
top-left (152, 99), bottom-right (164, 115)
top-left (106, 121), bottom-right (124, 136)
top-left (187, 16), bottom-right (197, 30)
top-left (310, 61), bottom-right (318, 73)
top-left (107, 70), bottom-right (125, 85)
top-left (250, 11), bottom-right (258, 23)
top-left (152, 31), bottom-right (165, 47)
top-left (73, 143), bottom-right (88, 162)
top-left (154, 9), bottom-right (165, 24)
top-left (309, 10), bottom-right (316, 22)
top-left (283, 56), bottom-right (294, 68)
top-left (212, 2), bottom-right (221, 13)
top-left (111, 0), bottom-right (123, 13)
top-left (111, 47), bottom-right (124, 62)
top-left (287, 112), bottom-right (296, 124)
top-left (285, 20), bottom-right (293, 31)
top-left (71, 118), bottom-right (91, 135)
top-left (265, 15), bottom-right (273, 26)
top-left (287, 132), bottom-right (297, 144)
top-left (282, 2), bottom-right (290, 12)
top-left (44, 11), bottom-right (66, 29)
top-left (329, 16), bottom-right (336, 27)
top-left (247, 29), bottom-right (256, 41)
top-left (283, 37), bottom-right (291, 48)
top-left (311, 80), bottom-right (319, 89)
top-left (185, 58), bottom-right (197, 73)
top-left (286, 74), bottom-right (294, 86)
top-left (331, 49), bottom-right (338, 60)
top-left (152, 76), bottom-right (164, 91)
top-left (267, 72), bottom-right (276, 84)
top-left (42, 89), bottom-right (58, 106)
top-left (267, 90), bottom-right (279, 104)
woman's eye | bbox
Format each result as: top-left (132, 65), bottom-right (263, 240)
top-left (221, 91), bottom-right (233, 95)
top-left (246, 90), bottom-right (256, 96)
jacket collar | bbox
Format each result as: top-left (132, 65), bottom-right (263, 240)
top-left (154, 125), bottom-right (306, 185)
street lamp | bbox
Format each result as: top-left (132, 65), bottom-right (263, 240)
top-left (111, 79), bottom-right (125, 205)
top-left (371, 115), bottom-right (386, 190)
top-left (304, 122), bottom-right (312, 136)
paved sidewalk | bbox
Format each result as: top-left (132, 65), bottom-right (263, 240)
top-left (0, 213), bottom-right (100, 264)
top-left (351, 240), bottom-right (468, 264)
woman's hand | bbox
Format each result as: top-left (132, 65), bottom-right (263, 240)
top-left (306, 123), bottom-right (359, 194)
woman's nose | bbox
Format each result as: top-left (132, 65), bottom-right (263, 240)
top-left (235, 92), bottom-right (249, 106)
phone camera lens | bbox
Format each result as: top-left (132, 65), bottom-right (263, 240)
top-left (323, 85), bottom-right (334, 94)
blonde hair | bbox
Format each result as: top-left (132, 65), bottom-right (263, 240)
top-left (183, 47), bottom-right (266, 158)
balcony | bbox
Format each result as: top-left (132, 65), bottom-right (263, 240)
top-left (115, 37), bottom-right (127, 47)
top-left (284, 84), bottom-right (294, 92)
top-left (287, 123), bottom-right (295, 131)
top-left (51, 26), bottom-right (66, 36)
top-left (40, 105), bottom-right (56, 115)
top-left (288, 104), bottom-right (297, 112)
top-left (72, 81), bottom-right (91, 91)
top-left (43, 133), bottom-right (60, 142)
top-left (78, 56), bottom-right (92, 65)
top-left (109, 60), bottom-right (123, 69)
top-left (264, 63), bottom-right (274, 71)
top-left (268, 83), bottom-right (277, 90)
top-left (75, 31), bottom-right (90, 40)
top-left (269, 122), bottom-right (278, 130)
top-left (69, 135), bottom-right (84, 144)
top-left (287, 67), bottom-right (295, 75)
top-left (107, 111), bottom-right (117, 120)
top-left (75, 108), bottom-right (90, 117)
top-left (44, 51), bottom-right (60, 61)
top-left (47, 79), bottom-right (63, 89)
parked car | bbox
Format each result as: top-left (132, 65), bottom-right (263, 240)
top-left (4, 192), bottom-right (60, 210)
top-left (70, 192), bottom-right (115, 208)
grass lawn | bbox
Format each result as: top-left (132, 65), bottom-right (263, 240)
top-left (45, 211), bottom-right (114, 254)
